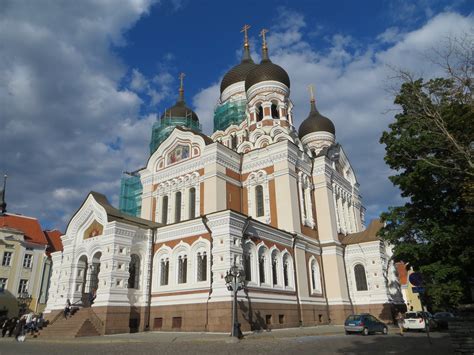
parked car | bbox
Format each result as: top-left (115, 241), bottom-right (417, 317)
top-left (433, 312), bottom-right (455, 329)
top-left (344, 314), bottom-right (388, 336)
top-left (403, 311), bottom-right (437, 332)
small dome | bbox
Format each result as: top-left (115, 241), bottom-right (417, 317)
top-left (160, 100), bottom-right (199, 122)
top-left (220, 60), bottom-right (257, 94)
top-left (298, 101), bottom-right (335, 138)
top-left (245, 59), bottom-right (290, 92)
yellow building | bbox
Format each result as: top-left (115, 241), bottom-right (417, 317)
top-left (0, 212), bottom-right (62, 317)
top-left (396, 262), bottom-right (422, 312)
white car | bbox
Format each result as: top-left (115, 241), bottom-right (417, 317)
top-left (403, 311), bottom-right (436, 331)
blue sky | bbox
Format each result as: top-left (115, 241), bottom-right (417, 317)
top-left (0, 0), bottom-right (472, 230)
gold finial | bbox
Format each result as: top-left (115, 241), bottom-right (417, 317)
top-left (241, 24), bottom-right (251, 47)
top-left (259, 28), bottom-right (269, 49)
top-left (308, 84), bottom-right (315, 102)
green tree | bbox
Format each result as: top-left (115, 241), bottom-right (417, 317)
top-left (379, 35), bottom-right (474, 311)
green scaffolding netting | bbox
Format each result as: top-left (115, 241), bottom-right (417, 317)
top-left (213, 99), bottom-right (247, 132)
top-left (149, 117), bottom-right (202, 155)
top-left (119, 174), bottom-right (142, 217)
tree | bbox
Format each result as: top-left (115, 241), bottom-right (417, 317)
top-left (379, 34), bottom-right (474, 311)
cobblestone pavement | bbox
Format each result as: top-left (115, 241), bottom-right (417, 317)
top-left (0, 326), bottom-right (454, 355)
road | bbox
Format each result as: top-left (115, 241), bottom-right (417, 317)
top-left (0, 327), bottom-right (454, 354)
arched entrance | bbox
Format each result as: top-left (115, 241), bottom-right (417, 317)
top-left (80, 251), bottom-right (102, 306)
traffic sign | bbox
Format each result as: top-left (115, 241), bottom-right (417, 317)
top-left (409, 272), bottom-right (423, 287)
top-left (412, 286), bottom-right (425, 293)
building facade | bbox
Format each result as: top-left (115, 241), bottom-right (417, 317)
top-left (44, 29), bottom-right (403, 334)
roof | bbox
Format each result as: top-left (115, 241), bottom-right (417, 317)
top-left (174, 126), bottom-right (214, 145)
top-left (160, 100), bottom-right (199, 122)
top-left (245, 59), bottom-right (290, 92)
top-left (44, 230), bottom-right (63, 253)
top-left (396, 262), bottom-right (408, 285)
top-left (221, 60), bottom-right (257, 94)
top-left (340, 219), bottom-right (384, 245)
top-left (89, 191), bottom-right (161, 229)
top-left (298, 101), bottom-right (335, 138)
top-left (0, 213), bottom-right (49, 246)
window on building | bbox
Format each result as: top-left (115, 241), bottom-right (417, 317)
top-left (255, 185), bottom-right (264, 217)
top-left (197, 251), bottom-right (207, 282)
top-left (243, 252), bottom-right (252, 282)
top-left (354, 264), bottom-right (368, 291)
top-left (256, 104), bottom-right (263, 122)
top-left (231, 134), bottom-right (238, 149)
top-left (189, 188), bottom-right (196, 219)
top-left (23, 254), bottom-right (33, 268)
top-left (2, 252), bottom-right (12, 266)
top-left (271, 252), bottom-right (278, 286)
top-left (178, 255), bottom-right (187, 284)
top-left (161, 196), bottom-right (168, 224)
top-left (128, 254), bottom-right (140, 289)
top-left (18, 279), bottom-right (28, 294)
top-left (0, 278), bottom-right (6, 292)
top-left (175, 191), bottom-right (182, 223)
top-left (258, 249), bottom-right (266, 284)
top-left (283, 255), bottom-right (290, 287)
top-left (271, 102), bottom-right (279, 119)
top-left (160, 258), bottom-right (169, 286)
top-left (311, 259), bottom-right (322, 294)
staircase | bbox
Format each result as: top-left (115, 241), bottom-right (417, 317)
top-left (35, 308), bottom-right (103, 338)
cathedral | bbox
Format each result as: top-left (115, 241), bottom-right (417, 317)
top-left (44, 27), bottom-right (403, 335)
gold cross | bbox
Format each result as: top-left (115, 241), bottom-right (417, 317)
top-left (308, 84), bottom-right (315, 102)
top-left (241, 24), bottom-right (251, 46)
top-left (259, 28), bottom-right (269, 48)
top-left (179, 72), bottom-right (185, 90)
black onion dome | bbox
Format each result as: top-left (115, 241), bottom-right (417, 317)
top-left (245, 47), bottom-right (290, 92)
top-left (160, 100), bottom-right (199, 122)
top-left (220, 45), bottom-right (257, 94)
top-left (298, 101), bottom-right (335, 138)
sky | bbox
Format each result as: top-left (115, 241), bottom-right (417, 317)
top-left (0, 0), bottom-right (472, 231)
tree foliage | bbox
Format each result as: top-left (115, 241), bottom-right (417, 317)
top-left (379, 34), bottom-right (474, 311)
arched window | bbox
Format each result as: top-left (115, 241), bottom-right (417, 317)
top-left (161, 196), bottom-right (168, 224)
top-left (197, 251), bottom-right (207, 281)
top-left (231, 134), bottom-right (238, 149)
top-left (271, 251), bottom-right (278, 286)
top-left (160, 257), bottom-right (169, 286)
top-left (256, 104), bottom-right (263, 122)
top-left (255, 185), bottom-right (264, 217)
top-left (354, 264), bottom-right (368, 291)
top-left (283, 254), bottom-right (291, 287)
top-left (175, 191), bottom-right (182, 223)
top-left (311, 259), bottom-right (322, 294)
top-left (243, 244), bottom-right (252, 282)
top-left (258, 248), bottom-right (266, 284)
top-left (188, 188), bottom-right (196, 219)
top-left (271, 102), bottom-right (279, 119)
top-left (128, 254), bottom-right (140, 289)
top-left (178, 255), bottom-right (187, 284)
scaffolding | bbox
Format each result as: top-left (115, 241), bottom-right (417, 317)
top-left (119, 173), bottom-right (142, 217)
top-left (213, 99), bottom-right (247, 132)
top-left (149, 116), bottom-right (202, 155)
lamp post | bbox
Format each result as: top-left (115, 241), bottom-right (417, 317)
top-left (225, 264), bottom-right (245, 338)
top-left (17, 292), bottom-right (32, 316)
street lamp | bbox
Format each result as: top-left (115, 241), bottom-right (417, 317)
top-left (225, 264), bottom-right (246, 338)
top-left (17, 292), bottom-right (32, 316)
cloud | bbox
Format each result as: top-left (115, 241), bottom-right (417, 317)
top-left (0, 0), bottom-right (159, 229)
top-left (192, 11), bottom-right (473, 223)
top-left (193, 83), bottom-right (220, 134)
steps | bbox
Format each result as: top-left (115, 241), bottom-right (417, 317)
top-left (35, 308), bottom-right (103, 338)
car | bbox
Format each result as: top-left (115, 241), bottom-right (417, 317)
top-left (403, 311), bottom-right (437, 332)
top-left (433, 312), bottom-right (455, 329)
top-left (344, 314), bottom-right (388, 336)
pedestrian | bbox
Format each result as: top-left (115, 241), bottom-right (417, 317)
top-left (1, 317), bottom-right (9, 337)
top-left (396, 311), bottom-right (405, 336)
top-left (64, 299), bottom-right (71, 319)
top-left (7, 317), bottom-right (17, 337)
top-left (13, 316), bottom-right (26, 342)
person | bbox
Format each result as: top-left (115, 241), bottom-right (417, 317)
top-left (7, 317), bottom-right (17, 337)
top-left (396, 311), bottom-right (405, 336)
top-left (88, 288), bottom-right (96, 306)
top-left (13, 316), bottom-right (26, 342)
top-left (64, 299), bottom-right (71, 319)
top-left (1, 317), bottom-right (9, 337)
top-left (25, 312), bottom-right (34, 333)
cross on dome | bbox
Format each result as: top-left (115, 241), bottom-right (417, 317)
top-left (241, 24), bottom-right (251, 48)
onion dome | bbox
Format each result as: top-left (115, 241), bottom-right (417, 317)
top-left (161, 73), bottom-right (199, 122)
top-left (245, 29), bottom-right (290, 92)
top-left (298, 96), bottom-right (335, 138)
top-left (220, 26), bottom-right (258, 94)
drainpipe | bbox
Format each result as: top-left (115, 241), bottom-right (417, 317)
top-left (291, 234), bottom-right (303, 326)
top-left (201, 216), bottom-right (213, 331)
top-left (145, 227), bottom-right (156, 331)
